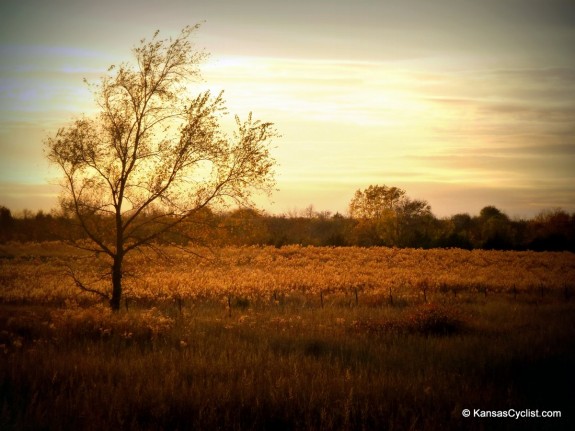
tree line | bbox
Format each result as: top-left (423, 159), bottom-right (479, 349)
top-left (1, 198), bottom-right (574, 252)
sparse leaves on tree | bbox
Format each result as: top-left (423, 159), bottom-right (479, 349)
top-left (46, 25), bottom-right (278, 310)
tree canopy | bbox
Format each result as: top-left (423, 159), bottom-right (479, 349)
top-left (348, 185), bottom-right (432, 246)
top-left (46, 25), bottom-right (278, 310)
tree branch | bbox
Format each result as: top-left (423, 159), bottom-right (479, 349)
top-left (65, 264), bottom-right (110, 301)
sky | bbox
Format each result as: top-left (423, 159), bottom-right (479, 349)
top-left (1, 0), bottom-right (574, 218)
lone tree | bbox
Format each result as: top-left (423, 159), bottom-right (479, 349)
top-left (46, 25), bottom-right (278, 310)
top-left (349, 185), bottom-right (432, 246)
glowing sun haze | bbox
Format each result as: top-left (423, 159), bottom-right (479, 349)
top-left (1, 0), bottom-right (574, 218)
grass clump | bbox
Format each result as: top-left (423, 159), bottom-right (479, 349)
top-left (352, 302), bottom-right (467, 336)
top-left (49, 302), bottom-right (175, 344)
top-left (406, 303), bottom-right (466, 335)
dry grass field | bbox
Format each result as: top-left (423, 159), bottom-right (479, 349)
top-left (1, 243), bottom-right (574, 430)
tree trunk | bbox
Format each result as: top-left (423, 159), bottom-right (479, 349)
top-left (110, 255), bottom-right (123, 311)
top-left (110, 201), bottom-right (124, 311)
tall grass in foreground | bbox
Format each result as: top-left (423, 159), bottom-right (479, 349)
top-left (1, 297), bottom-right (574, 430)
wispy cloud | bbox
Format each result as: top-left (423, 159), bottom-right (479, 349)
top-left (0, 182), bottom-right (59, 212)
top-left (1, 0), bottom-right (574, 216)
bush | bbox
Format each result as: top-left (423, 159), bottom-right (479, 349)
top-left (50, 302), bottom-right (174, 342)
top-left (406, 303), bottom-right (466, 335)
top-left (352, 303), bottom-right (466, 336)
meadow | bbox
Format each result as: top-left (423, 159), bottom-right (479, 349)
top-left (1, 243), bottom-right (574, 430)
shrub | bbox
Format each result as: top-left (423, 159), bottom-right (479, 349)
top-left (352, 303), bottom-right (466, 336)
top-left (50, 302), bottom-right (174, 342)
top-left (406, 303), bottom-right (466, 335)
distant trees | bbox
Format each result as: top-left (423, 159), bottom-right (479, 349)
top-left (348, 185), bottom-right (432, 246)
top-left (477, 206), bottom-right (514, 249)
top-left (2, 200), bottom-right (574, 252)
top-left (0, 206), bottom-right (14, 242)
top-left (1, 203), bottom-right (574, 251)
top-left (44, 26), bottom-right (278, 310)
top-left (526, 208), bottom-right (574, 251)
top-left (219, 208), bottom-right (270, 246)
top-left (349, 185), bottom-right (405, 220)
top-left (263, 210), bottom-right (353, 247)
top-left (435, 213), bottom-right (474, 249)
top-left (0, 207), bottom-right (65, 243)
